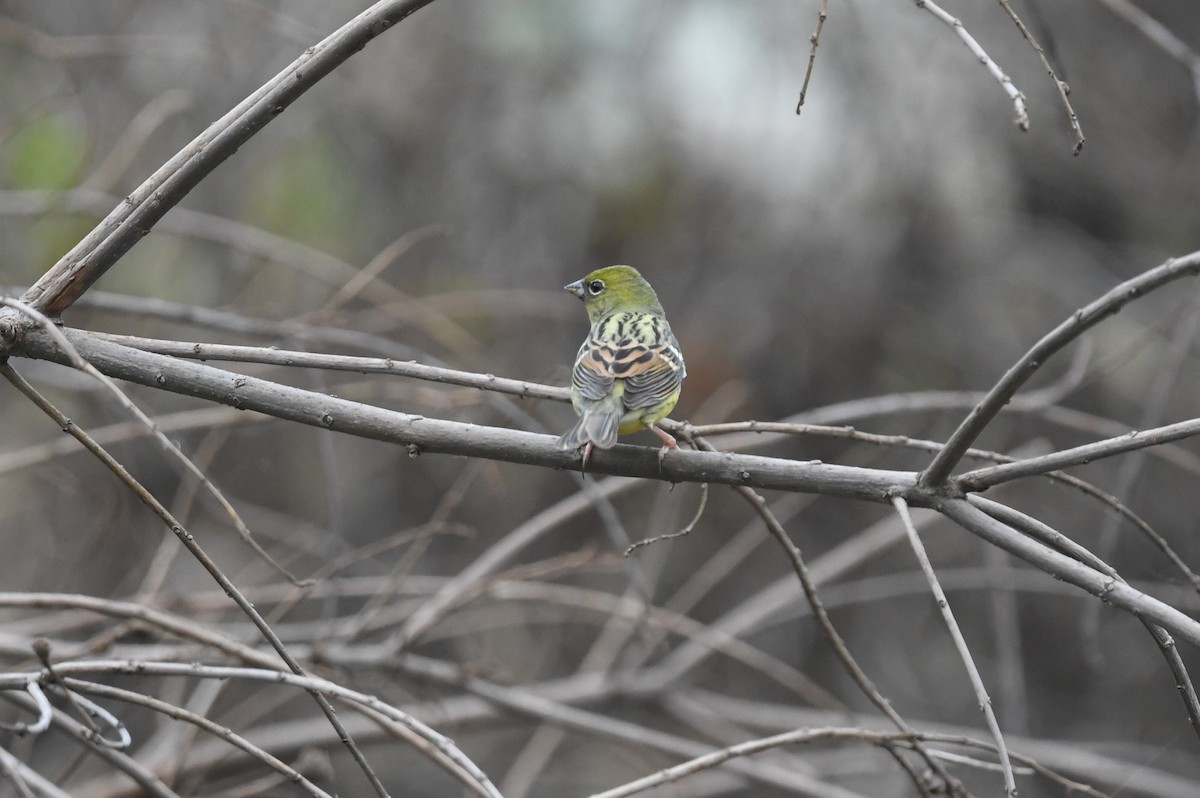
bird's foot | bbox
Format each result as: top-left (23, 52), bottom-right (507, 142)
top-left (580, 442), bottom-right (594, 476)
top-left (650, 424), bottom-right (679, 468)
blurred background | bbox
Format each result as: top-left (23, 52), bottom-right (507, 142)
top-left (2, 1), bottom-right (1200, 796)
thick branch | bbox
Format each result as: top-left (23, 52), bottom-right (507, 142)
top-left (12, 326), bottom-right (916, 499)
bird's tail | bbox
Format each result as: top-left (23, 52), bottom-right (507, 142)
top-left (557, 402), bottom-right (621, 451)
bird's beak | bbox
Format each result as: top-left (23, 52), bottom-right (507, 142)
top-left (564, 279), bottom-right (585, 299)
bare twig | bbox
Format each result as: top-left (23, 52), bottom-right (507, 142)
top-left (995, 0), bottom-right (1084, 152)
top-left (92, 331), bottom-right (571, 401)
top-left (957, 415), bottom-right (1200, 492)
top-left (625, 483), bottom-right (708, 554)
top-left (795, 0), bottom-right (829, 114)
top-left (893, 497), bottom-right (1017, 797)
top-left (912, 0), bottom-right (1029, 130)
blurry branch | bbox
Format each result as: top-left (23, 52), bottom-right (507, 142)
top-left (60, 680), bottom-right (333, 798)
top-left (390, 655), bottom-right (850, 797)
top-left (994, 0), bottom-right (1085, 153)
top-left (1, 661), bottom-right (504, 798)
top-left (81, 90), bottom-right (193, 193)
top-left (19, 0), bottom-right (437, 315)
top-left (921, 249), bottom-right (1200, 488)
top-left (91, 332), bottom-right (570, 401)
top-left (0, 15), bottom-right (196, 60)
top-left (0, 363), bottom-right (391, 797)
top-left (912, 0), bottom-right (1029, 131)
top-left (0, 191), bottom-right (448, 318)
top-left (0, 297), bottom-right (306, 586)
top-left (587, 726), bottom-right (1019, 798)
top-left (0, 406), bottom-right (264, 477)
top-left (1095, 0), bottom-right (1200, 104)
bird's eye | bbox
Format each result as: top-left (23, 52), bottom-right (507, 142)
top-left (587, 280), bottom-right (605, 295)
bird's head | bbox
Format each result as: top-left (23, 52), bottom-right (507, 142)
top-left (564, 265), bottom-right (665, 325)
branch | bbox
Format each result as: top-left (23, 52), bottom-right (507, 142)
top-left (9, 326), bottom-right (919, 499)
top-left (93, 332), bottom-right (570, 402)
top-left (894, 497), bottom-right (1017, 797)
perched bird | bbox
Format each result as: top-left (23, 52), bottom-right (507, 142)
top-left (556, 265), bottom-right (686, 468)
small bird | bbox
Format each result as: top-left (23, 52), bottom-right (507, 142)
top-left (556, 265), bottom-right (686, 468)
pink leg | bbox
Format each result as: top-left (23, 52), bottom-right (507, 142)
top-left (649, 424), bottom-right (678, 465)
top-left (581, 441), bottom-right (595, 474)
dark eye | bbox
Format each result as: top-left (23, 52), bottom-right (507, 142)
top-left (587, 279), bottom-right (605, 295)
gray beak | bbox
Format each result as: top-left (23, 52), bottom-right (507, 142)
top-left (564, 279), bottom-right (585, 299)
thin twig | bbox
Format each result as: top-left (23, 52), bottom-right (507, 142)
top-left (892, 496), bottom-right (1017, 797)
top-left (626, 483), bottom-right (708, 554)
top-left (912, 0), bottom-right (1029, 130)
top-left (995, 0), bottom-right (1084, 153)
top-left (795, 0), bottom-right (829, 115)
top-left (957, 415), bottom-right (1200, 492)
top-left (92, 331), bottom-right (570, 400)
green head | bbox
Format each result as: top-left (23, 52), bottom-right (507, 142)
top-left (564, 265), bottom-right (665, 324)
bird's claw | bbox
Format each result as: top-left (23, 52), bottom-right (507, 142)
top-left (580, 442), bottom-right (594, 476)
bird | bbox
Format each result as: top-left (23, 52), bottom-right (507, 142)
top-left (556, 265), bottom-right (686, 469)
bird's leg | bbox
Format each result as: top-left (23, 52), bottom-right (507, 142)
top-left (649, 424), bottom-right (679, 466)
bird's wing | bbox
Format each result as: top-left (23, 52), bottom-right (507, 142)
top-left (573, 323), bottom-right (684, 410)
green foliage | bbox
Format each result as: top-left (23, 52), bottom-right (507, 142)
top-left (3, 113), bottom-right (86, 190)
top-left (242, 136), bottom-right (354, 253)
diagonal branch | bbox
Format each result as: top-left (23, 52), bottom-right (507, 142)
top-left (921, 249), bottom-right (1200, 487)
top-left (893, 497), bottom-right (1017, 796)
